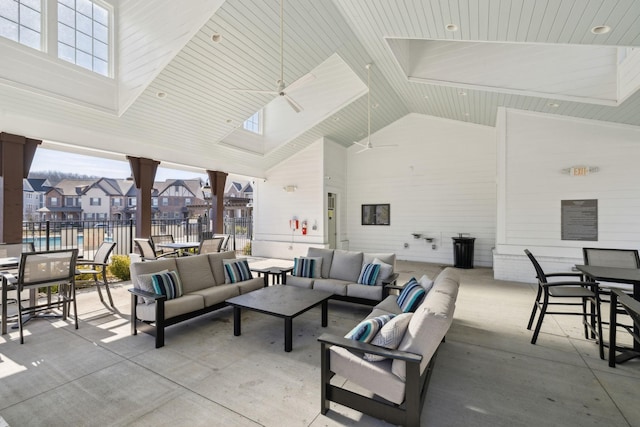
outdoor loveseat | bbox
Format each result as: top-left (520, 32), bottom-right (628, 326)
top-left (129, 251), bottom-right (263, 348)
top-left (286, 248), bottom-right (399, 306)
top-left (318, 267), bottom-right (460, 427)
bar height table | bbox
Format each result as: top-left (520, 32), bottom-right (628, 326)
top-left (575, 265), bottom-right (640, 364)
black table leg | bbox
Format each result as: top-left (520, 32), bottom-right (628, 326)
top-left (233, 307), bottom-right (241, 336)
top-left (284, 317), bottom-right (292, 352)
top-left (321, 301), bottom-right (328, 327)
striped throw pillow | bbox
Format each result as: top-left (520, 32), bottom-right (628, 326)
top-left (358, 263), bottom-right (381, 285)
top-left (293, 257), bottom-right (315, 278)
top-left (397, 278), bottom-right (426, 313)
top-left (345, 314), bottom-right (395, 343)
top-left (223, 259), bottom-right (253, 283)
top-left (150, 270), bottom-right (183, 300)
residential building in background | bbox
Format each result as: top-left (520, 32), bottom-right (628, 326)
top-left (29, 176), bottom-right (252, 222)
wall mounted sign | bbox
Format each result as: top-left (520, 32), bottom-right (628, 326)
top-left (561, 199), bottom-right (598, 241)
top-left (561, 166), bottom-right (599, 176)
top-left (362, 204), bottom-right (390, 225)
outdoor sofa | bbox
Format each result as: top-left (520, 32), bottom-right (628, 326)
top-left (318, 267), bottom-right (460, 427)
top-left (286, 248), bottom-right (399, 306)
top-left (129, 251), bottom-right (263, 348)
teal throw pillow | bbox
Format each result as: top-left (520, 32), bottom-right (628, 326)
top-left (358, 263), bottom-right (381, 285)
top-left (345, 314), bottom-right (395, 343)
top-left (151, 270), bottom-right (183, 300)
top-left (397, 278), bottom-right (425, 313)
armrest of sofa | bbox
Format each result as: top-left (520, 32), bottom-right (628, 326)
top-left (128, 287), bottom-right (166, 302)
top-left (318, 333), bottom-right (422, 363)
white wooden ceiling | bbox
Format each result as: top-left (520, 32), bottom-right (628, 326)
top-left (0, 0), bottom-right (639, 178)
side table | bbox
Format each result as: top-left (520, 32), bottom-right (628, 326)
top-left (251, 266), bottom-right (294, 286)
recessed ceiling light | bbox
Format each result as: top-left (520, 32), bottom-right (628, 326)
top-left (332, 116), bottom-right (340, 122)
top-left (464, 113), bottom-right (470, 116)
top-left (156, 92), bottom-right (167, 99)
top-left (458, 90), bottom-right (467, 96)
top-left (424, 95), bottom-right (429, 99)
top-left (591, 25), bottom-right (610, 35)
top-left (548, 102), bottom-right (560, 108)
top-left (226, 119), bottom-right (233, 123)
top-left (445, 24), bottom-right (458, 32)
top-left (211, 33), bottom-right (222, 43)
top-left (371, 103), bottom-right (380, 109)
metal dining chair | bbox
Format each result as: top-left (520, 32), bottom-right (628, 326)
top-left (134, 238), bottom-right (178, 261)
top-left (150, 234), bottom-right (179, 256)
top-left (7, 249), bottom-right (79, 344)
top-left (197, 237), bottom-right (225, 254)
top-left (525, 249), bottom-right (603, 357)
top-left (76, 241), bottom-right (117, 307)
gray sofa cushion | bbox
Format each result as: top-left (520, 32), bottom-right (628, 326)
top-left (190, 284), bottom-right (239, 306)
top-left (391, 291), bottom-right (455, 380)
top-left (175, 254), bottom-right (216, 293)
top-left (286, 275), bottom-right (314, 289)
top-left (329, 250), bottom-right (363, 282)
top-left (363, 253), bottom-right (396, 268)
top-left (236, 277), bottom-right (266, 294)
top-left (329, 347), bottom-right (405, 404)
top-left (313, 278), bottom-right (348, 296)
top-left (307, 247), bottom-right (334, 278)
top-left (372, 297), bottom-right (403, 316)
top-left (207, 251), bottom-right (237, 284)
top-left (347, 283), bottom-right (383, 301)
top-left (135, 294), bottom-right (204, 322)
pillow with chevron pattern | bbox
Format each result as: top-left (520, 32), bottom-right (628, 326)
top-left (364, 313), bottom-right (413, 361)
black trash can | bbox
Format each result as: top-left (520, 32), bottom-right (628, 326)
top-left (452, 236), bottom-right (475, 269)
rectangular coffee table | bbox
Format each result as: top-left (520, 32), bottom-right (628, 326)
top-left (225, 285), bottom-right (332, 352)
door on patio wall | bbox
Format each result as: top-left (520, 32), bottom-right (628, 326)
top-left (328, 193), bottom-right (336, 249)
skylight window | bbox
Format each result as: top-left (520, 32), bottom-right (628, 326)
top-left (0, 0), bottom-right (42, 50)
top-left (243, 111), bottom-right (262, 134)
top-left (57, 0), bottom-right (110, 76)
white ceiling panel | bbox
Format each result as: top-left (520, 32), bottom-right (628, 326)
top-left (0, 0), bottom-right (638, 178)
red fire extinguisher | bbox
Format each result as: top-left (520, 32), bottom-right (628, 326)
top-left (301, 221), bottom-right (308, 235)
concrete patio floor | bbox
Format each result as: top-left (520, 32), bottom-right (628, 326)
top-left (0, 260), bottom-right (638, 426)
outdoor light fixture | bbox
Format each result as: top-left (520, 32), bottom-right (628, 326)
top-left (283, 185), bottom-right (297, 192)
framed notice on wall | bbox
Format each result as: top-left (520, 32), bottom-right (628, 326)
top-left (561, 199), bottom-right (598, 241)
top-left (362, 204), bottom-right (390, 225)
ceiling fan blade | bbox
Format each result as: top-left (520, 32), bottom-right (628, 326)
top-left (284, 94), bottom-right (303, 113)
top-left (372, 144), bottom-right (399, 148)
top-left (356, 146), bottom-right (371, 154)
top-left (230, 88), bottom-right (279, 94)
top-left (352, 141), bottom-right (369, 148)
top-left (285, 73), bottom-right (316, 93)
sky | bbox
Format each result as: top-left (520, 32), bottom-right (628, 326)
top-left (31, 147), bottom-right (209, 182)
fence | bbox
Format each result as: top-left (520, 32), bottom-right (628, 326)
top-left (21, 217), bottom-right (253, 258)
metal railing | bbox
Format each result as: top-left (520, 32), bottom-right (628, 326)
top-left (21, 217), bottom-right (253, 258)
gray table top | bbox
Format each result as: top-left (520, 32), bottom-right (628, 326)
top-left (226, 285), bottom-right (332, 318)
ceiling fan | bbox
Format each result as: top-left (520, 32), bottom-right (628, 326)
top-left (230, 0), bottom-right (314, 113)
top-left (353, 63), bottom-right (398, 153)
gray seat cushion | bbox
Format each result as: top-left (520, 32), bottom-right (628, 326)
top-left (286, 275), bottom-right (314, 289)
top-left (190, 284), bottom-right (239, 307)
top-left (135, 294), bottom-right (204, 322)
top-left (313, 279), bottom-right (348, 296)
top-left (347, 283), bottom-right (383, 301)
